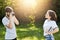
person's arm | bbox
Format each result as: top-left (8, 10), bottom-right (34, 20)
top-left (46, 27), bottom-right (59, 34)
top-left (14, 16), bottom-right (19, 25)
top-left (5, 14), bottom-right (13, 29)
top-left (5, 20), bottom-right (12, 29)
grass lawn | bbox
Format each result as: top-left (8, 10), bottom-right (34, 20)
top-left (0, 23), bottom-right (60, 40)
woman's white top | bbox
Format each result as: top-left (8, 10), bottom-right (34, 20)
top-left (43, 19), bottom-right (58, 36)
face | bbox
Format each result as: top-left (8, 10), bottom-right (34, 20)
top-left (45, 13), bottom-right (51, 19)
top-left (6, 12), bottom-right (10, 17)
top-left (6, 12), bottom-right (12, 18)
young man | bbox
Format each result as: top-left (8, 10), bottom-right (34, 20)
top-left (2, 6), bottom-right (19, 40)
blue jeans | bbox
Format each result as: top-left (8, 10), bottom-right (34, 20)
top-left (45, 34), bottom-right (54, 40)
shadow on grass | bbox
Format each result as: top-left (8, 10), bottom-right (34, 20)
top-left (17, 30), bottom-right (44, 40)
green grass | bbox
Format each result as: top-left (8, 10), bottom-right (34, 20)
top-left (0, 23), bottom-right (60, 40)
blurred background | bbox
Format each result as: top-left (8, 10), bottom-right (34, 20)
top-left (0, 0), bottom-right (60, 40)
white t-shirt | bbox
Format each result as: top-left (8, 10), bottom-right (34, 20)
top-left (43, 19), bottom-right (58, 36)
top-left (2, 17), bottom-right (17, 39)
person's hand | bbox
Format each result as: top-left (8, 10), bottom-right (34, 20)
top-left (46, 31), bottom-right (51, 34)
top-left (9, 14), bottom-right (12, 20)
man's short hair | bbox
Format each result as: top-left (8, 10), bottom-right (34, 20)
top-left (5, 6), bottom-right (13, 13)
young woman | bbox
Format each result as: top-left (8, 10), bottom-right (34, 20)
top-left (43, 10), bottom-right (59, 40)
top-left (2, 6), bottom-right (19, 40)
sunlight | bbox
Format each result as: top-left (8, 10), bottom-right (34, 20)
top-left (11, 0), bottom-right (52, 21)
top-left (21, 36), bottom-right (38, 40)
top-left (22, 0), bottom-right (37, 8)
top-left (12, 0), bottom-right (52, 15)
top-left (22, 37), bottom-right (32, 40)
top-left (33, 36), bottom-right (38, 40)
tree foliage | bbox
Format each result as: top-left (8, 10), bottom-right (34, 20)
top-left (0, 0), bottom-right (60, 23)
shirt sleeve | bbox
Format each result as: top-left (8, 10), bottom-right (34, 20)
top-left (2, 18), bottom-right (9, 26)
top-left (51, 21), bottom-right (58, 29)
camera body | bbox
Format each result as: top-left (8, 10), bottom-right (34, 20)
top-left (6, 12), bottom-right (15, 19)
